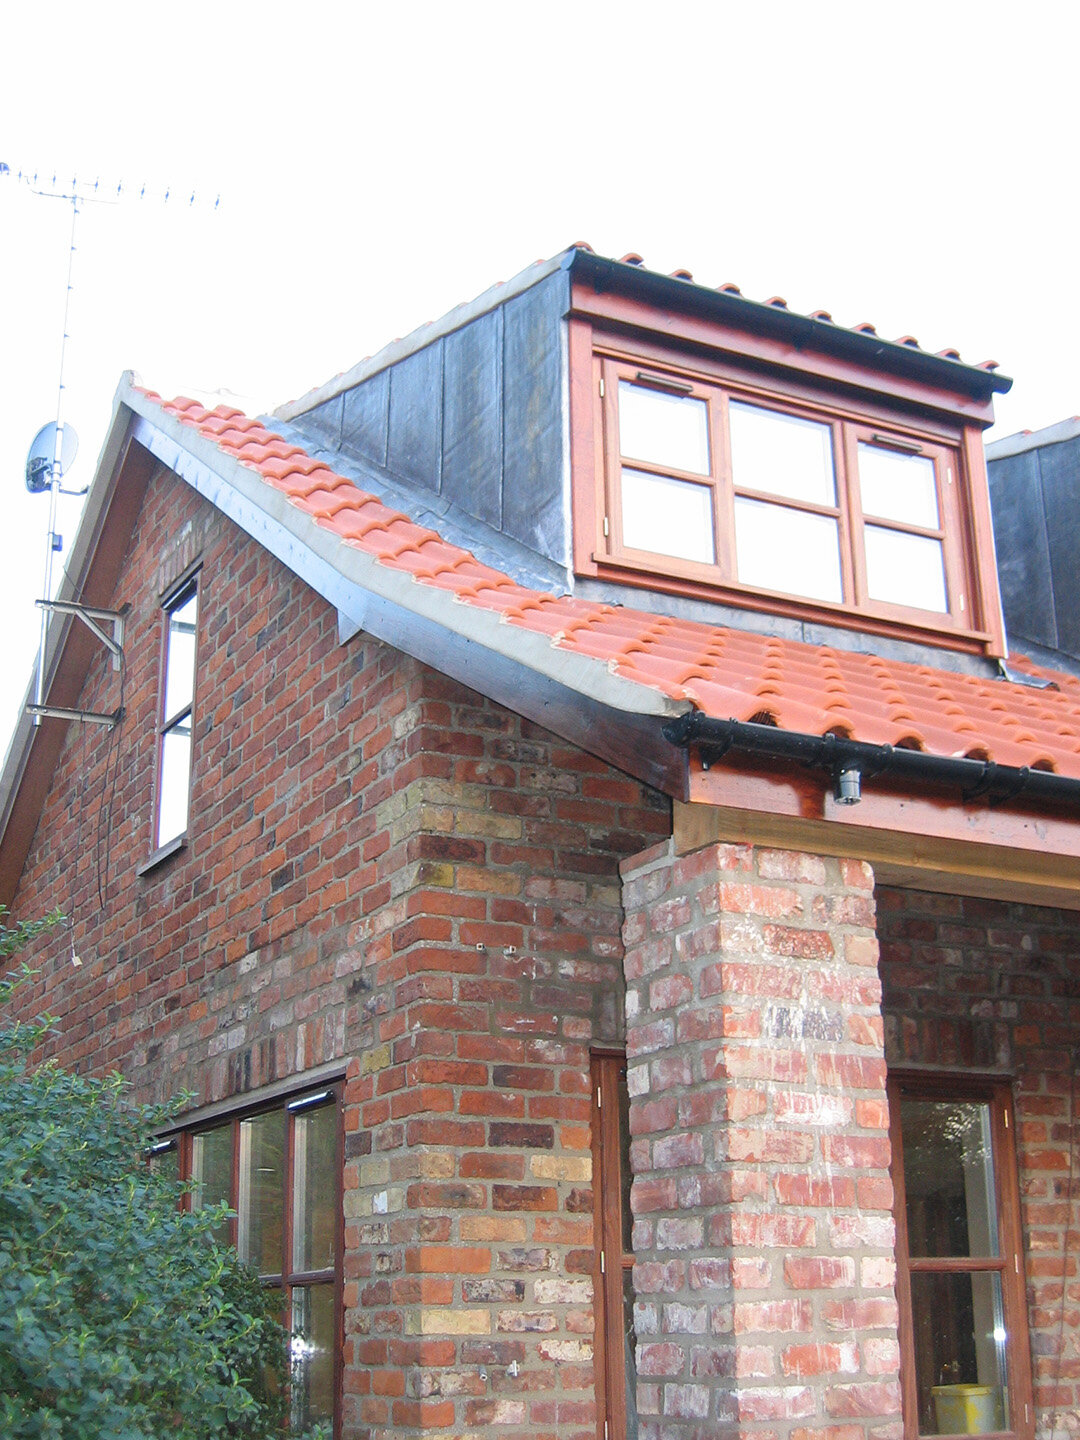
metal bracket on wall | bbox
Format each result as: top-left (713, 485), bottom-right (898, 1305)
top-left (25, 600), bottom-right (128, 727)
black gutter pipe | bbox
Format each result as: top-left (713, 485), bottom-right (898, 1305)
top-left (661, 713), bottom-right (1080, 812)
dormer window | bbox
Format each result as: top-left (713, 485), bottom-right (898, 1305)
top-left (583, 345), bottom-right (996, 650)
top-left (600, 358), bottom-right (970, 625)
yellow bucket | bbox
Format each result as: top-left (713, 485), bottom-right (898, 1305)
top-left (931, 1384), bottom-right (1001, 1434)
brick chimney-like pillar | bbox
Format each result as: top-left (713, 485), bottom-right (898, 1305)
top-left (620, 839), bottom-right (902, 1440)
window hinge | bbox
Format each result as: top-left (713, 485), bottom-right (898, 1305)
top-left (596, 1085), bottom-right (602, 1107)
top-left (946, 466), bottom-right (953, 484)
top-left (1004, 1110), bottom-right (1008, 1128)
top-left (605, 1421), bottom-right (610, 1440)
top-left (600, 1249), bottom-right (606, 1275)
top-left (959, 593), bottom-right (965, 613)
top-left (1015, 1255), bottom-right (1019, 1274)
top-left (599, 377), bottom-right (605, 398)
top-left (602, 516), bottom-right (610, 538)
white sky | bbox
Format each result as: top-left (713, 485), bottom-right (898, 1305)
top-left (2, 0), bottom-right (1078, 760)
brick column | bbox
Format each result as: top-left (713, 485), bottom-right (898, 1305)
top-left (337, 680), bottom-right (668, 1439)
top-left (621, 839), bottom-right (902, 1440)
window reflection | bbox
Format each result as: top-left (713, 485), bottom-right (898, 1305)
top-left (191, 1124), bottom-right (234, 1246)
top-left (900, 1100), bottom-right (998, 1260)
top-left (239, 1109), bottom-right (286, 1277)
top-left (858, 444), bottom-right (940, 529)
top-left (865, 527), bottom-right (947, 613)
top-left (901, 1098), bottom-right (1007, 1435)
top-left (158, 726), bottom-right (192, 850)
top-left (290, 1283), bottom-right (335, 1432)
top-left (163, 590), bottom-right (198, 720)
top-left (730, 401), bottom-right (836, 507)
top-left (911, 1272), bottom-right (1008, 1435)
top-left (157, 580), bottom-right (198, 849)
top-left (734, 497), bottom-right (842, 603)
top-left (293, 1104), bottom-right (337, 1275)
top-left (621, 468), bottom-right (715, 564)
top-left (618, 381), bottom-right (710, 475)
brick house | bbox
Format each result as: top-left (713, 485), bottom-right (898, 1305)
top-left (2, 244), bottom-right (1079, 1440)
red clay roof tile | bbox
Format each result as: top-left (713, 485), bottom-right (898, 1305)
top-left (139, 390), bottom-right (1080, 783)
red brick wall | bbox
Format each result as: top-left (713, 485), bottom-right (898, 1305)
top-left (5, 462), bottom-right (670, 1439)
top-left (621, 839), bottom-right (901, 1440)
top-left (877, 888), bottom-right (1080, 1437)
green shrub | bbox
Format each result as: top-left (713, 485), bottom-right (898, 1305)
top-left (0, 909), bottom-right (309, 1439)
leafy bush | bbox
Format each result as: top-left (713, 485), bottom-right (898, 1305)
top-left (0, 909), bottom-right (303, 1439)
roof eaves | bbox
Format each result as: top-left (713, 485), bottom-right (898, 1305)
top-left (125, 384), bottom-right (687, 727)
top-left (568, 248), bottom-right (1013, 402)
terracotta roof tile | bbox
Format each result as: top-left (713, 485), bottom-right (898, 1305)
top-left (138, 390), bottom-right (1080, 783)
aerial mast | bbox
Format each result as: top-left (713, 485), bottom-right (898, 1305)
top-left (2, 164), bottom-right (220, 725)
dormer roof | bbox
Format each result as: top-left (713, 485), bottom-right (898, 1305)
top-left (279, 245), bottom-right (1011, 427)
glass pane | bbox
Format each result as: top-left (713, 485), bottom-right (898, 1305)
top-left (157, 722), bottom-right (192, 847)
top-left (149, 1142), bottom-right (179, 1183)
top-left (618, 380), bottom-right (709, 475)
top-left (865, 526), bottom-right (948, 613)
top-left (623, 1264), bottom-right (640, 1440)
top-left (910, 1272), bottom-right (1008, 1436)
top-left (293, 1104), bottom-right (338, 1274)
top-left (729, 401), bottom-right (836, 506)
top-left (621, 468), bottom-right (715, 565)
top-left (191, 1124), bottom-right (233, 1245)
top-left (164, 588), bottom-right (198, 721)
top-left (734, 497), bottom-right (842, 603)
top-left (290, 1283), bottom-right (335, 1431)
top-left (901, 1100), bottom-right (998, 1259)
top-left (239, 1109), bottom-right (285, 1276)
top-left (858, 444), bottom-right (940, 528)
top-left (617, 1074), bottom-right (634, 1258)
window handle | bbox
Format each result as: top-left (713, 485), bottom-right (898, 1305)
top-left (870, 432), bottom-right (924, 455)
top-left (634, 371), bottom-right (694, 397)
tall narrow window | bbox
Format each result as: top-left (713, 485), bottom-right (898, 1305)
top-left (592, 1050), bottom-right (637, 1440)
top-left (889, 1075), bottom-right (1033, 1440)
top-left (183, 1086), bottom-right (342, 1435)
top-left (156, 579), bottom-right (198, 849)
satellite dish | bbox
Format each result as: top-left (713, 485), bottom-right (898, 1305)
top-left (25, 422), bottom-right (78, 494)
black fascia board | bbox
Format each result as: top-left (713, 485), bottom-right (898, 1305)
top-left (567, 249), bottom-right (1012, 403)
top-left (662, 712), bottom-right (1080, 813)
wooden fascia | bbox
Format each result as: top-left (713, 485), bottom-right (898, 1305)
top-left (678, 761), bottom-right (1080, 910)
top-left (569, 280), bottom-right (1001, 427)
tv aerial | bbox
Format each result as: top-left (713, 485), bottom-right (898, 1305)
top-left (4, 163), bottom-right (220, 726)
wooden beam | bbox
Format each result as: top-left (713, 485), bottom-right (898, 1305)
top-left (675, 783), bottom-right (1080, 910)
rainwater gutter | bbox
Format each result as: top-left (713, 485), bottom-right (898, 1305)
top-left (661, 713), bottom-right (1080, 813)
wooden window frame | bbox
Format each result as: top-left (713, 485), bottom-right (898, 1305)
top-left (889, 1072), bottom-right (1034, 1440)
top-left (572, 326), bottom-right (1005, 655)
top-left (161, 1083), bottom-right (345, 1439)
top-left (592, 1048), bottom-right (635, 1440)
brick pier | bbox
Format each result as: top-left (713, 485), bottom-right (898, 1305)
top-left (620, 838), bottom-right (903, 1440)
